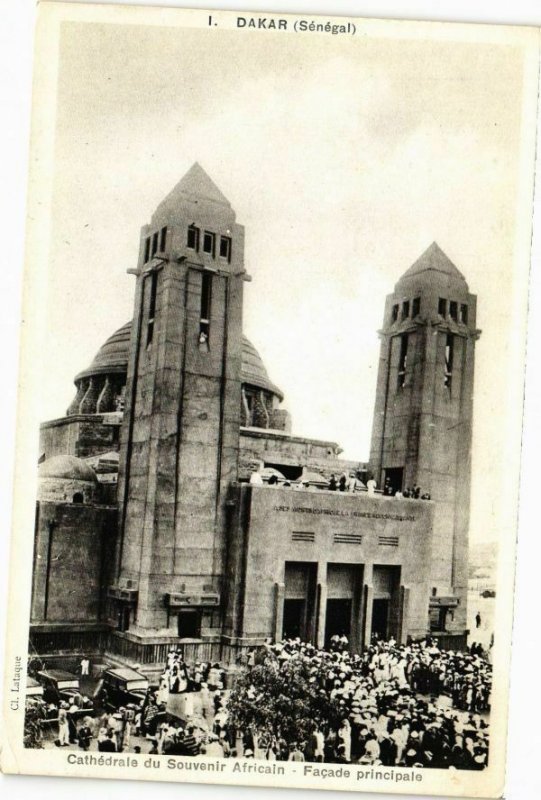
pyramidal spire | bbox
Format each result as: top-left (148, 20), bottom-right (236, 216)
top-left (399, 242), bottom-right (467, 285)
top-left (168, 162), bottom-right (231, 206)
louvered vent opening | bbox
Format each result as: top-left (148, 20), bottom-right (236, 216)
top-left (291, 531), bottom-right (315, 543)
top-left (378, 535), bottom-right (399, 547)
top-left (334, 532), bottom-right (363, 545)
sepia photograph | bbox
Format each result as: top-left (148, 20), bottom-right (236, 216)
top-left (1, 2), bottom-right (539, 797)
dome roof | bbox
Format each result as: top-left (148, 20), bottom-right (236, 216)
top-left (241, 337), bottom-right (284, 400)
top-left (75, 322), bottom-right (132, 382)
top-left (38, 455), bottom-right (98, 482)
top-left (75, 322), bottom-right (284, 401)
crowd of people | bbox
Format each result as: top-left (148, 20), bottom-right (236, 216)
top-left (25, 637), bottom-right (491, 769)
top-left (249, 466), bottom-right (431, 499)
top-left (238, 637), bottom-right (491, 768)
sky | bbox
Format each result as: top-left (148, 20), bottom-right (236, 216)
top-left (38, 17), bottom-right (535, 543)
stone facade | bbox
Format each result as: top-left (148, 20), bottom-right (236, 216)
top-left (28, 169), bottom-right (476, 664)
top-left (113, 163), bottom-right (245, 640)
top-left (40, 415), bottom-right (122, 460)
top-left (223, 484), bottom-right (434, 653)
top-left (31, 501), bottom-right (117, 625)
top-left (369, 243), bottom-right (480, 633)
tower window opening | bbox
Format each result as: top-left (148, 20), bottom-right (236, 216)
top-left (460, 303), bottom-right (468, 324)
top-left (203, 230), bottom-right (215, 257)
top-left (144, 237), bottom-right (151, 263)
top-left (391, 304), bottom-right (399, 322)
top-left (159, 226), bottom-right (167, 252)
top-left (444, 333), bottom-right (454, 388)
top-left (402, 300), bottom-right (410, 319)
top-left (438, 298), bottom-right (447, 317)
top-left (449, 301), bottom-right (458, 321)
top-left (151, 232), bottom-right (158, 257)
top-left (412, 297), bottom-right (420, 317)
top-left (146, 271), bottom-right (159, 346)
top-left (397, 334), bottom-right (409, 389)
top-left (199, 271), bottom-right (212, 344)
top-left (219, 235), bottom-right (231, 262)
top-left (187, 224), bottom-right (200, 251)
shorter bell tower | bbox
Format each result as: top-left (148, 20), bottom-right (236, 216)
top-left (369, 243), bottom-right (481, 638)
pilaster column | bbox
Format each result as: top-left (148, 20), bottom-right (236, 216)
top-left (273, 582), bottom-right (284, 642)
top-left (316, 562), bottom-right (327, 649)
top-left (398, 585), bottom-right (410, 644)
top-left (361, 563), bottom-right (374, 649)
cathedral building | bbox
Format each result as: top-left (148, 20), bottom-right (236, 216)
top-left (30, 164), bottom-right (479, 668)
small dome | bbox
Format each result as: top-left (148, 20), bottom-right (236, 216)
top-left (300, 471), bottom-right (328, 485)
top-left (74, 322), bottom-right (284, 401)
top-left (38, 455), bottom-right (98, 483)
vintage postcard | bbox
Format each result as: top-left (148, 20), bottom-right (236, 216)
top-left (1, 2), bottom-right (539, 797)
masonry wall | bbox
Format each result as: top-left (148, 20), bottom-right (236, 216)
top-left (31, 501), bottom-right (117, 625)
top-left (40, 416), bottom-right (121, 460)
top-left (224, 484), bottom-right (434, 646)
top-left (239, 429), bottom-right (365, 481)
top-left (116, 187), bottom-right (245, 635)
top-left (369, 271), bottom-right (478, 634)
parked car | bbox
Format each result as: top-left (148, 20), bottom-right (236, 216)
top-left (26, 676), bottom-right (44, 699)
top-left (36, 669), bottom-right (81, 705)
top-left (96, 667), bottom-right (149, 710)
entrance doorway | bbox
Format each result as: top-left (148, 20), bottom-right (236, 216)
top-left (325, 563), bottom-right (363, 651)
top-left (282, 599), bottom-right (306, 639)
top-left (371, 565), bottom-right (401, 642)
top-left (383, 467), bottom-right (404, 495)
top-left (325, 598), bottom-right (352, 646)
top-left (372, 598), bottom-right (389, 639)
top-left (282, 562), bottom-right (317, 641)
top-left (177, 609), bottom-right (201, 639)
top-left (117, 605), bottom-right (131, 632)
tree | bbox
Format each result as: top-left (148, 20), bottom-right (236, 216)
top-left (23, 701), bottom-right (45, 749)
top-left (227, 653), bottom-right (342, 744)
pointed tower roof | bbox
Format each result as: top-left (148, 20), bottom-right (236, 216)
top-left (398, 242), bottom-right (468, 287)
top-left (163, 162), bottom-right (231, 207)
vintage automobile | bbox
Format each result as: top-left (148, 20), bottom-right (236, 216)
top-left (26, 676), bottom-right (44, 699)
top-left (96, 667), bottom-right (150, 710)
top-left (36, 669), bottom-right (81, 705)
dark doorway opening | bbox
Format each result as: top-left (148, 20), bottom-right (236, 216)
top-left (282, 599), bottom-right (306, 639)
top-left (283, 562), bottom-right (317, 642)
top-left (372, 599), bottom-right (389, 639)
top-left (325, 598), bottom-right (352, 647)
top-left (72, 492), bottom-right (84, 504)
top-left (177, 609), bottom-right (201, 639)
top-left (383, 467), bottom-right (404, 495)
top-left (266, 462), bottom-right (303, 482)
top-left (117, 606), bottom-right (131, 632)
top-left (429, 605), bottom-right (449, 632)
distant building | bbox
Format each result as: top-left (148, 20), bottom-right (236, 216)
top-left (30, 164), bottom-right (480, 668)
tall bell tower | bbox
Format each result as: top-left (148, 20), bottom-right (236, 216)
top-left (112, 164), bottom-right (246, 647)
top-left (369, 243), bottom-right (480, 638)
